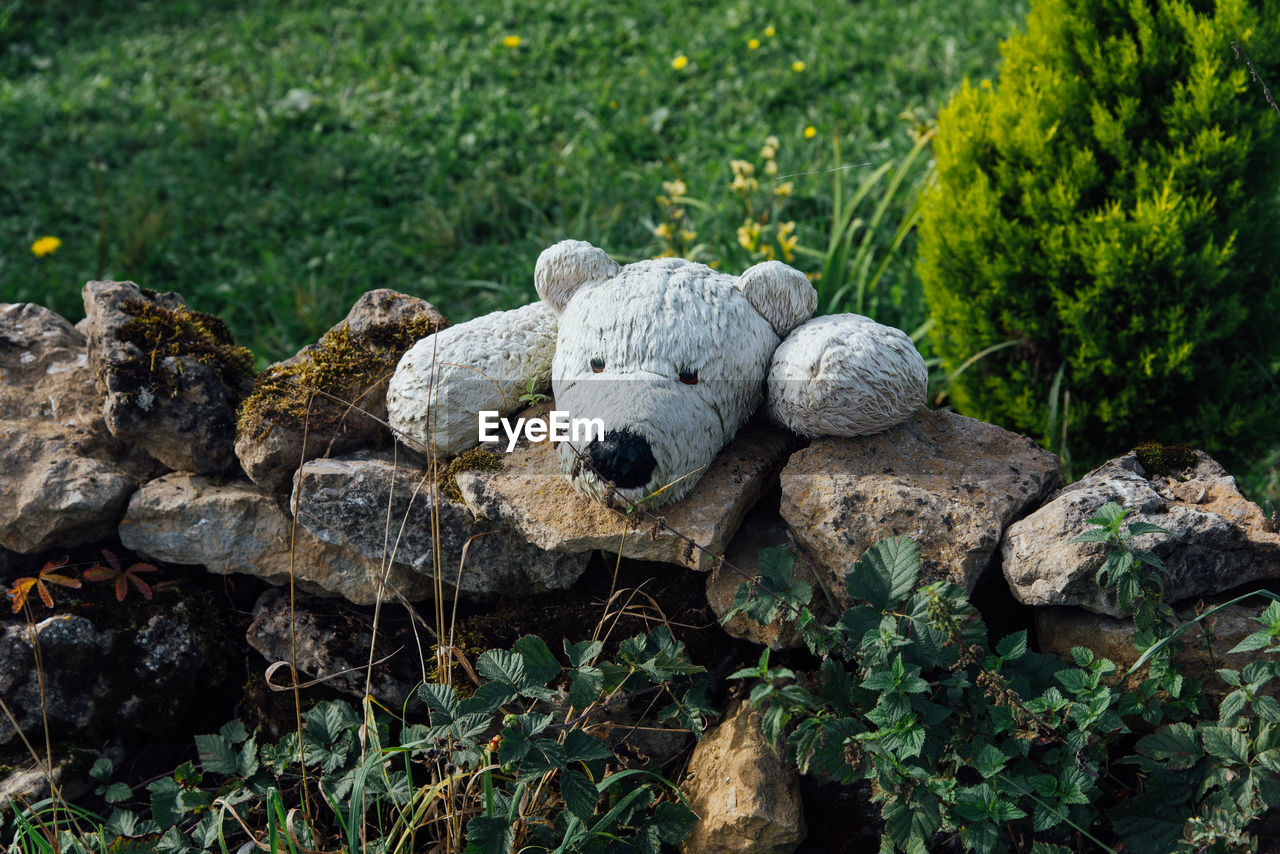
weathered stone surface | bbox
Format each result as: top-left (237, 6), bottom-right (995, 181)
top-left (0, 615), bottom-right (114, 748)
top-left (780, 409), bottom-right (1061, 601)
top-left (293, 451), bottom-right (589, 598)
top-left (0, 304), bottom-right (161, 553)
top-left (1037, 602), bottom-right (1279, 695)
top-left (236, 289), bottom-right (447, 493)
top-left (680, 698), bottom-right (806, 854)
top-left (0, 419), bottom-right (136, 553)
top-left (84, 280), bottom-right (253, 474)
top-left (706, 502), bottom-right (830, 650)
top-left (0, 754), bottom-right (94, 809)
top-left (247, 589), bottom-right (417, 706)
top-left (455, 414), bottom-right (796, 570)
top-left (120, 472), bottom-right (433, 604)
top-left (1002, 450), bottom-right (1280, 616)
top-left (0, 303), bottom-right (98, 425)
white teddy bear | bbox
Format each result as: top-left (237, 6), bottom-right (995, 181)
top-left (387, 240), bottom-right (927, 507)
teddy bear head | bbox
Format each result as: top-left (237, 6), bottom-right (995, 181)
top-left (535, 240), bottom-right (816, 507)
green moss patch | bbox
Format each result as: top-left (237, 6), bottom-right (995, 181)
top-left (1134, 441), bottom-right (1198, 478)
top-left (237, 314), bottom-right (443, 440)
top-left (437, 446), bottom-right (503, 503)
top-left (111, 298), bottom-right (255, 402)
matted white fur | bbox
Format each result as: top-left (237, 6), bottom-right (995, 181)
top-left (386, 302), bottom-right (558, 457)
top-left (551, 256), bottom-right (784, 507)
top-left (735, 260), bottom-right (817, 337)
top-left (534, 240), bottom-right (621, 312)
top-left (766, 313), bottom-right (927, 438)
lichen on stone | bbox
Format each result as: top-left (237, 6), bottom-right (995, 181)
top-left (110, 298), bottom-right (255, 402)
top-left (437, 445), bottom-right (503, 503)
top-left (1134, 441), bottom-right (1198, 477)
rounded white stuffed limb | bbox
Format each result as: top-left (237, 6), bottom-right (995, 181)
top-left (766, 313), bottom-right (927, 438)
top-left (386, 302), bottom-right (558, 457)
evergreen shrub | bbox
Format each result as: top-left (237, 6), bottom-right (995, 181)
top-left (919, 0), bottom-right (1280, 468)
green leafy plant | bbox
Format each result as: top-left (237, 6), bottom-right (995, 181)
top-left (918, 0), bottom-right (1280, 469)
top-left (728, 536), bottom-right (1280, 853)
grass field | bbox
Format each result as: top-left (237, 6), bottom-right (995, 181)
top-left (1, 0), bottom-right (1027, 363)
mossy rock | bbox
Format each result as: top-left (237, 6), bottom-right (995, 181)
top-left (1134, 441), bottom-right (1198, 478)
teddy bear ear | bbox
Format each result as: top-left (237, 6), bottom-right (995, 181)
top-left (736, 260), bottom-right (818, 337)
top-left (535, 240), bottom-right (621, 313)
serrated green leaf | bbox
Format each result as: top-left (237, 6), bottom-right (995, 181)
top-left (564, 639), bottom-right (603, 668)
top-left (973, 744), bottom-right (1008, 777)
top-left (1126, 521), bottom-right (1171, 537)
top-left (560, 769), bottom-right (598, 822)
top-left (515, 635), bottom-right (561, 686)
top-left (219, 720), bottom-right (248, 744)
top-left (569, 666), bottom-right (604, 711)
top-left (1201, 726), bottom-right (1250, 765)
top-left (1253, 695), bottom-right (1280, 722)
top-left (1071, 647), bottom-right (1094, 667)
top-left (563, 728), bottom-right (614, 765)
top-left (89, 757), bottom-right (114, 783)
top-left (996, 631), bottom-right (1027, 660)
top-left (652, 801), bottom-right (699, 845)
top-left (148, 777), bottom-right (182, 827)
top-left (758, 545), bottom-right (796, 588)
top-left (1217, 668), bottom-right (1242, 686)
top-left (102, 781), bottom-right (132, 804)
top-left (194, 733), bottom-right (238, 775)
top-left (476, 649), bottom-right (525, 686)
top-left (1230, 631), bottom-right (1275, 654)
top-left (418, 683), bottom-right (458, 723)
top-left (459, 680), bottom-right (518, 716)
top-left (464, 815), bottom-right (514, 854)
top-left (1219, 690), bottom-right (1248, 723)
top-left (1257, 749), bottom-right (1280, 774)
top-left (1136, 723), bottom-right (1201, 770)
top-left (1071, 528), bottom-right (1113, 543)
top-left (154, 827), bottom-right (194, 854)
top-left (883, 789), bottom-right (941, 849)
top-left (848, 536), bottom-right (919, 610)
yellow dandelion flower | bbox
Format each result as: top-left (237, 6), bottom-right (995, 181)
top-left (803, 125), bottom-right (817, 139)
top-left (671, 55), bottom-right (689, 70)
top-left (502, 35), bottom-right (521, 48)
top-left (764, 25), bottom-right (776, 38)
top-left (747, 38), bottom-right (760, 50)
top-left (791, 60), bottom-right (806, 72)
top-left (31, 236), bottom-right (61, 257)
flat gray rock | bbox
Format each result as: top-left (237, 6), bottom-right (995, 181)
top-left (780, 409), bottom-right (1061, 602)
top-left (292, 451), bottom-right (589, 598)
top-left (455, 415), bottom-right (796, 570)
top-left (120, 471), bottom-right (433, 605)
top-left (1002, 450), bottom-right (1280, 616)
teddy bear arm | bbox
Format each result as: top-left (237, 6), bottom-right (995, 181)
top-left (766, 314), bottom-right (928, 438)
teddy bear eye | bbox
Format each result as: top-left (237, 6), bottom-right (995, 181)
top-left (678, 367), bottom-right (699, 385)
top-left (590, 357), bottom-right (605, 373)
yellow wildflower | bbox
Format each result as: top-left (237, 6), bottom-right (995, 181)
top-left (764, 159), bottom-right (778, 176)
top-left (774, 181), bottom-right (794, 198)
top-left (31, 236), bottom-right (61, 257)
top-left (804, 126), bottom-right (817, 139)
top-left (791, 60), bottom-right (806, 72)
top-left (760, 139), bottom-right (777, 160)
top-left (681, 229), bottom-right (698, 244)
top-left (502, 35), bottom-right (521, 48)
top-left (764, 25), bottom-right (776, 37)
top-left (672, 55), bottom-right (689, 70)
top-left (653, 223), bottom-right (673, 240)
top-left (737, 221), bottom-right (761, 251)
top-left (777, 221), bottom-right (798, 261)
top-left (730, 159), bottom-right (755, 177)
top-left (748, 38), bottom-right (760, 50)
top-left (662, 179), bottom-right (688, 198)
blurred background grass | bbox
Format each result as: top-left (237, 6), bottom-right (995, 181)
top-left (1, 0), bottom-right (1026, 363)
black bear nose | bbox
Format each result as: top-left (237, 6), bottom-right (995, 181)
top-left (585, 429), bottom-right (657, 489)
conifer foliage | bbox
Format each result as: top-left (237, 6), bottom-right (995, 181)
top-left (919, 0), bottom-right (1280, 468)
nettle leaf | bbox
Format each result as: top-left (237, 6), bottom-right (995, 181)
top-left (973, 744), bottom-right (1009, 777)
top-left (996, 631), bottom-right (1027, 660)
top-left (1219, 690), bottom-right (1248, 723)
top-left (1070, 528), bottom-right (1113, 544)
top-left (1133, 723), bottom-right (1201, 770)
top-left (1126, 521), bottom-right (1171, 537)
top-left (1201, 726), bottom-right (1250, 765)
top-left (564, 639), bottom-right (603, 668)
top-left (884, 789), bottom-right (941, 849)
top-left (1054, 668), bottom-right (1089, 695)
top-left (515, 635), bottom-right (561, 685)
top-left (1071, 646), bottom-right (1094, 668)
top-left (847, 536), bottom-right (919, 610)
top-left (194, 733), bottom-right (238, 776)
top-left (1086, 502), bottom-right (1127, 528)
top-left (560, 769), bottom-right (598, 822)
top-left (1253, 695), bottom-right (1280, 723)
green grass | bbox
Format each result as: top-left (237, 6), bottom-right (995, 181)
top-left (1, 0), bottom-right (1026, 363)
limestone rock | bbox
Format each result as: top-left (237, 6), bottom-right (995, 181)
top-left (292, 451), bottom-right (589, 598)
top-left (84, 280), bottom-right (254, 473)
top-left (247, 589), bottom-right (417, 706)
top-left (236, 290), bottom-right (447, 493)
top-left (1001, 450), bottom-right (1280, 616)
top-left (680, 698), bottom-right (806, 854)
top-left (0, 615), bottom-right (114, 748)
top-left (1036, 602), bottom-right (1280, 695)
top-left (780, 409), bottom-right (1061, 602)
top-left (0, 302), bottom-right (98, 425)
top-left (0, 754), bottom-right (94, 809)
top-left (455, 414), bottom-right (796, 570)
top-left (706, 502), bottom-right (830, 650)
top-left (0, 419), bottom-right (136, 553)
top-left (120, 472), bottom-right (433, 604)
